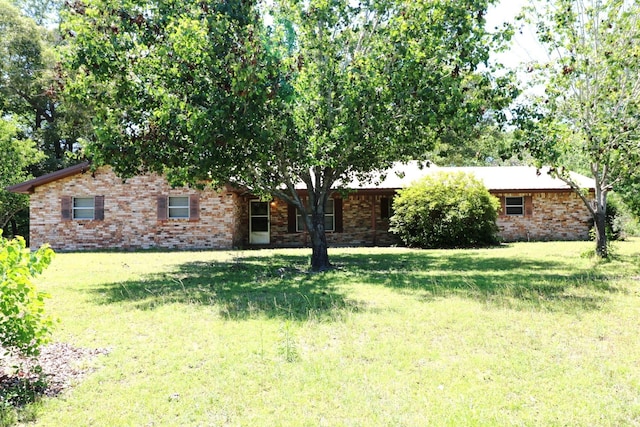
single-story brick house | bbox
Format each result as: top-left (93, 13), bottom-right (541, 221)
top-left (6, 161), bottom-right (595, 250)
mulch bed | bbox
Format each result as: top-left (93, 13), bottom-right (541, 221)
top-left (0, 343), bottom-right (109, 406)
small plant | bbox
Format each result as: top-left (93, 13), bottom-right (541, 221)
top-left (277, 321), bottom-right (300, 363)
top-left (0, 231), bottom-right (54, 358)
top-left (0, 366), bottom-right (47, 406)
top-left (389, 171), bottom-right (500, 248)
top-left (0, 364), bottom-right (46, 426)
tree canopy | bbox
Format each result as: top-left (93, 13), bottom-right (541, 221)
top-left (0, 0), bottom-right (92, 236)
top-left (1, 0), bottom-right (86, 172)
top-left (513, 0), bottom-right (640, 257)
top-left (0, 119), bottom-right (44, 233)
top-left (63, 0), bottom-right (514, 270)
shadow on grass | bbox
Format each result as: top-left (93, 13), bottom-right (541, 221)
top-left (92, 248), bottom-right (624, 319)
top-left (332, 250), bottom-right (621, 311)
top-left (92, 254), bottom-right (362, 320)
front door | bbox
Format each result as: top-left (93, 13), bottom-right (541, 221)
top-left (249, 201), bottom-right (270, 244)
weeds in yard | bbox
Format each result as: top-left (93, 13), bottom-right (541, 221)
top-left (16, 240), bottom-right (640, 426)
top-left (93, 248), bottom-right (611, 316)
top-left (0, 365), bottom-right (46, 427)
top-left (92, 256), bottom-right (363, 320)
top-left (277, 321), bottom-right (300, 363)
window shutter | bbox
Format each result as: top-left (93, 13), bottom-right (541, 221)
top-left (380, 197), bottom-right (389, 219)
top-left (157, 196), bottom-right (168, 220)
top-left (499, 196), bottom-right (505, 217)
top-left (61, 196), bottom-right (72, 221)
top-left (287, 204), bottom-right (297, 233)
top-left (94, 195), bottom-right (105, 221)
top-left (189, 194), bottom-right (200, 221)
top-left (334, 198), bottom-right (343, 233)
top-left (524, 196), bottom-right (533, 216)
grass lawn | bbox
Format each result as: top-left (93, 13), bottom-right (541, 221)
top-left (12, 240), bottom-right (640, 425)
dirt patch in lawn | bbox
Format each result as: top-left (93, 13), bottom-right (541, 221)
top-left (1, 343), bottom-right (109, 406)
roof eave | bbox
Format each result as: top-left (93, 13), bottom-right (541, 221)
top-left (5, 161), bottom-right (91, 194)
top-left (490, 187), bottom-right (595, 193)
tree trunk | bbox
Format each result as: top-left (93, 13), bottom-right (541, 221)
top-left (594, 208), bottom-right (608, 258)
top-left (308, 206), bottom-right (332, 272)
top-left (310, 231), bottom-right (331, 272)
top-left (10, 219), bottom-right (18, 238)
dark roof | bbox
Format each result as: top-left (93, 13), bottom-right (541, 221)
top-left (5, 161), bottom-right (91, 194)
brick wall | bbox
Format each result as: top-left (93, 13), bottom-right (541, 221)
top-left (265, 193), bottom-right (402, 248)
top-left (264, 191), bottom-right (591, 246)
top-left (29, 167), bottom-right (240, 250)
top-left (27, 167), bottom-right (592, 250)
top-left (494, 191), bottom-right (592, 241)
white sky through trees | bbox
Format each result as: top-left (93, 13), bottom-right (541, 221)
top-left (486, 0), bottom-right (547, 69)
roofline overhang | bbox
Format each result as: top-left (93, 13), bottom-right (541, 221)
top-left (5, 161), bottom-right (91, 194)
top-left (490, 188), bottom-right (596, 194)
top-left (5, 161), bottom-right (596, 195)
top-left (289, 187), bottom-right (594, 196)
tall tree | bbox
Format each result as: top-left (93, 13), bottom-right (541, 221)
top-left (0, 119), bottom-right (45, 234)
top-left (513, 0), bottom-right (640, 258)
top-left (63, 0), bottom-right (513, 271)
top-left (0, 0), bottom-right (83, 173)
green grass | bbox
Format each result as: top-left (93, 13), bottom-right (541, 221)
top-left (13, 240), bottom-right (640, 425)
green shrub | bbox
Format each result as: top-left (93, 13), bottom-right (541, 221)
top-left (389, 171), bottom-right (500, 248)
top-left (607, 192), bottom-right (640, 239)
top-left (588, 193), bottom-right (640, 244)
top-left (0, 231), bottom-right (54, 357)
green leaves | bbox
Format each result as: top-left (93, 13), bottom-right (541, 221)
top-left (390, 171), bottom-right (500, 248)
top-left (62, 0), bottom-right (267, 182)
top-left (0, 118), bottom-right (45, 231)
top-left (0, 231), bottom-right (54, 357)
top-left (63, 0), bottom-right (511, 268)
top-left (64, 0), bottom-right (509, 186)
top-left (514, 0), bottom-right (640, 258)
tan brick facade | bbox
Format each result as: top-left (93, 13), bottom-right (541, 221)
top-left (494, 191), bottom-right (592, 241)
top-left (29, 167), bottom-right (241, 250)
top-left (235, 193), bottom-right (402, 248)
top-left (25, 167), bottom-right (593, 250)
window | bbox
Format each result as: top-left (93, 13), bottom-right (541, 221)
top-left (62, 196), bottom-right (103, 221)
top-left (296, 199), bottom-right (335, 232)
top-left (73, 197), bottom-right (95, 220)
top-left (324, 199), bottom-right (335, 231)
top-left (250, 201), bottom-right (270, 233)
top-left (505, 196), bottom-right (524, 216)
top-left (380, 197), bottom-right (394, 219)
top-left (157, 195), bottom-right (199, 221)
top-left (168, 196), bottom-right (190, 219)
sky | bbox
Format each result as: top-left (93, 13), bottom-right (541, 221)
top-left (485, 0), bottom-right (548, 70)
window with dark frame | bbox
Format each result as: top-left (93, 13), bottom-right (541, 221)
top-left (505, 196), bottom-right (524, 216)
top-left (296, 199), bottom-right (335, 232)
top-left (380, 197), bottom-right (394, 219)
top-left (72, 197), bottom-right (95, 220)
top-left (168, 196), bottom-right (190, 219)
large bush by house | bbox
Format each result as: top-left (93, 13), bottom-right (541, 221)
top-left (0, 231), bottom-right (54, 357)
top-left (389, 172), bottom-right (500, 248)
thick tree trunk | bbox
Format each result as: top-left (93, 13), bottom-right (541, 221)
top-left (308, 207), bottom-right (332, 272)
top-left (594, 209), bottom-right (608, 258)
top-left (310, 231), bottom-right (331, 272)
